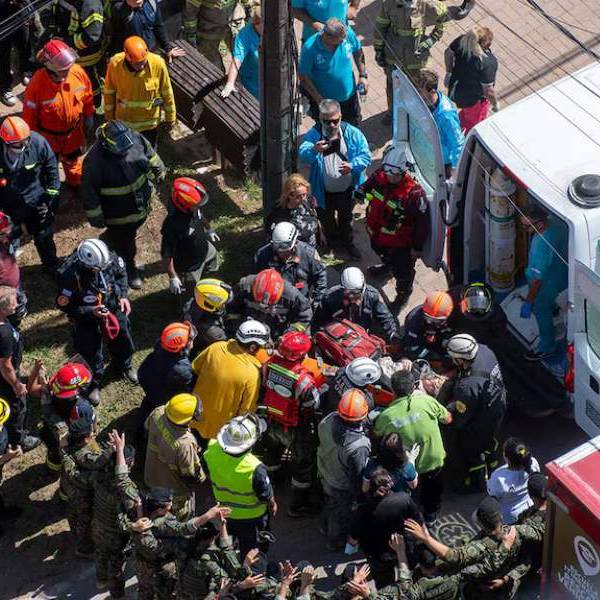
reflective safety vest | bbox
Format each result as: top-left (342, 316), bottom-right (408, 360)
top-left (203, 440), bottom-right (267, 520)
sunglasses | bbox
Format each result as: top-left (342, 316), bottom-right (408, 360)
top-left (321, 117), bottom-right (340, 125)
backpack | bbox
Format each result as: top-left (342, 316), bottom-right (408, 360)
top-left (314, 319), bottom-right (386, 367)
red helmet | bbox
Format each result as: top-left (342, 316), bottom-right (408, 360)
top-left (37, 39), bottom-right (77, 72)
top-left (50, 363), bottom-right (91, 399)
top-left (0, 212), bottom-right (12, 235)
top-left (0, 116), bottom-right (30, 144)
top-left (252, 269), bottom-right (284, 306)
top-left (171, 177), bottom-right (209, 213)
top-left (278, 331), bottom-right (312, 361)
top-left (160, 321), bottom-right (196, 353)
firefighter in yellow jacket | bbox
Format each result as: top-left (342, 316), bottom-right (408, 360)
top-left (374, 0), bottom-right (447, 117)
top-left (103, 36), bottom-right (176, 146)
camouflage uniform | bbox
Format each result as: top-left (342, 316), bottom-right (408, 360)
top-left (377, 570), bottom-right (462, 599)
top-left (60, 439), bottom-right (113, 556)
top-left (92, 463), bottom-right (140, 598)
top-left (373, 0), bottom-right (447, 112)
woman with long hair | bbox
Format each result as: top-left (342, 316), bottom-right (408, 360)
top-left (487, 437), bottom-right (540, 524)
top-left (444, 26), bottom-right (499, 132)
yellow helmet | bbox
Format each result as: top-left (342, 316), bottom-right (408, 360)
top-left (194, 279), bottom-right (232, 313)
top-left (0, 397), bottom-right (10, 427)
top-left (165, 393), bottom-right (202, 426)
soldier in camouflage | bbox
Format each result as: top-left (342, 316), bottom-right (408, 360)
top-left (60, 414), bottom-right (114, 558)
top-left (92, 436), bottom-right (139, 599)
top-left (516, 472), bottom-right (548, 573)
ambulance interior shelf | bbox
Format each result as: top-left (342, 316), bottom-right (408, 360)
top-left (461, 146), bottom-right (568, 375)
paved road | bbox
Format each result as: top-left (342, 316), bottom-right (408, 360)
top-left (6, 0), bottom-right (600, 597)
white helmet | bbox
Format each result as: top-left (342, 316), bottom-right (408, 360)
top-left (340, 267), bottom-right (366, 294)
top-left (447, 333), bottom-right (479, 361)
top-left (77, 238), bottom-right (111, 270)
top-left (236, 319), bottom-right (271, 346)
top-left (217, 413), bottom-right (267, 455)
top-left (382, 145), bottom-right (413, 175)
top-left (345, 357), bottom-right (382, 387)
top-left (272, 221), bottom-right (298, 252)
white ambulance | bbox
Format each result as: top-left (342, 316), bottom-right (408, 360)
top-left (391, 62), bottom-right (600, 436)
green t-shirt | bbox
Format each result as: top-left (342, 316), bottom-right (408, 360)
top-left (374, 393), bottom-right (449, 473)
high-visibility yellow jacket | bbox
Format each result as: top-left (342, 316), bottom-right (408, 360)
top-left (103, 51), bottom-right (176, 131)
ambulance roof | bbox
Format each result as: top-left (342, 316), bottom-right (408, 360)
top-left (472, 61), bottom-right (600, 223)
top-left (547, 436), bottom-right (600, 518)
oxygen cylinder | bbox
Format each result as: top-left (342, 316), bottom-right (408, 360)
top-left (485, 169), bottom-right (517, 293)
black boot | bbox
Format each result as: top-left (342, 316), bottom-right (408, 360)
top-left (287, 487), bottom-right (318, 518)
top-left (34, 231), bottom-right (59, 277)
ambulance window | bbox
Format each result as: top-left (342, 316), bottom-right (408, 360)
top-left (409, 119), bottom-right (436, 188)
top-left (586, 300), bottom-right (600, 359)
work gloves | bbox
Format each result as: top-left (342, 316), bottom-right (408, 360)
top-left (415, 35), bottom-right (435, 56)
top-left (169, 276), bottom-right (184, 295)
top-left (405, 443), bottom-right (421, 465)
top-left (207, 229), bottom-right (221, 243)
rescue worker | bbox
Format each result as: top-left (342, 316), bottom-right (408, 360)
top-left (445, 333), bottom-right (507, 493)
top-left (162, 177), bottom-right (220, 299)
top-left (0, 116), bottom-right (61, 274)
top-left (315, 267), bottom-right (400, 342)
top-left (182, 0), bottom-right (237, 70)
top-left (83, 121), bottom-right (166, 289)
top-left (403, 290), bottom-right (454, 364)
top-left (39, 362), bottom-right (96, 473)
top-left (318, 388), bottom-right (371, 551)
top-left (253, 221), bottom-right (327, 306)
top-left (516, 472), bottom-right (547, 572)
top-left (144, 393), bottom-right (205, 520)
top-left (448, 282), bottom-right (508, 351)
top-left (191, 319), bottom-right (268, 441)
top-left (23, 39), bottom-right (95, 188)
top-left (103, 35), bottom-right (176, 147)
top-left (405, 495), bottom-right (544, 599)
top-left (324, 356), bottom-right (381, 415)
top-left (519, 205), bottom-right (568, 361)
top-left (259, 331), bottom-right (322, 516)
top-left (0, 398), bottom-right (23, 538)
top-left (60, 411), bottom-right (114, 558)
top-left (92, 441), bottom-right (138, 598)
top-left (0, 212), bottom-right (27, 329)
top-left (56, 238), bottom-right (137, 405)
top-left (183, 278), bottom-right (232, 356)
top-left (204, 413), bottom-right (277, 558)
top-left (230, 268), bottom-right (313, 339)
top-left (373, 0), bottom-right (447, 118)
top-left (362, 146), bottom-right (430, 307)
top-left (137, 322), bottom-right (196, 432)
top-left (46, 0), bottom-right (108, 106)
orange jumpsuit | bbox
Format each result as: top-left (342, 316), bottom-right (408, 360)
top-left (22, 64), bottom-right (94, 187)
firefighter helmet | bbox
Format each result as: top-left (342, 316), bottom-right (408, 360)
top-left (337, 388), bottom-right (369, 422)
top-left (340, 267), bottom-right (366, 294)
top-left (160, 322), bottom-right (196, 353)
top-left (194, 279), bottom-right (231, 313)
top-left (37, 39), bottom-right (77, 72)
top-left (171, 177), bottom-right (209, 212)
top-left (165, 393), bottom-right (202, 425)
top-left (217, 413), bottom-right (267, 455)
top-left (278, 331), bottom-right (312, 361)
top-left (447, 333), bottom-right (479, 361)
top-left (96, 121), bottom-right (134, 155)
top-left (271, 222), bottom-right (298, 252)
top-left (0, 397), bottom-right (10, 426)
top-left (236, 319), bottom-right (270, 347)
top-left (460, 283), bottom-right (493, 318)
top-left (124, 36), bottom-right (148, 63)
top-left (0, 116), bottom-right (30, 144)
top-left (422, 291), bottom-right (454, 323)
top-left (345, 357), bottom-right (382, 387)
top-left (77, 239), bottom-right (111, 270)
top-left (50, 363), bottom-right (92, 399)
top-left (252, 269), bottom-right (285, 305)
top-left (382, 145), bottom-right (413, 174)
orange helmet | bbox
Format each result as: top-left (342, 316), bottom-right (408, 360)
top-left (49, 363), bottom-right (91, 399)
top-left (37, 39), bottom-right (76, 72)
top-left (0, 116), bottom-right (30, 144)
top-left (338, 389), bottom-right (369, 422)
top-left (252, 269), bottom-right (284, 306)
top-left (422, 291), bottom-right (454, 323)
top-left (171, 177), bottom-right (209, 213)
top-left (124, 36), bottom-right (148, 63)
top-left (160, 321), bottom-right (196, 353)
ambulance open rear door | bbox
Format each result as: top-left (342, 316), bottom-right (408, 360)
top-left (391, 68), bottom-right (448, 273)
top-left (574, 260), bottom-right (600, 437)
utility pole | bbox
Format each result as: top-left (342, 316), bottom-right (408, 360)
top-left (260, 0), bottom-right (294, 217)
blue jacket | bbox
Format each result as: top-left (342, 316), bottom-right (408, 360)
top-left (432, 91), bottom-right (464, 169)
top-left (299, 122), bottom-right (372, 208)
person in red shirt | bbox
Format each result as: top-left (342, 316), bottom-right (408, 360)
top-left (22, 40), bottom-right (95, 187)
top-left (362, 146), bottom-right (430, 308)
top-left (0, 213), bottom-right (26, 329)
